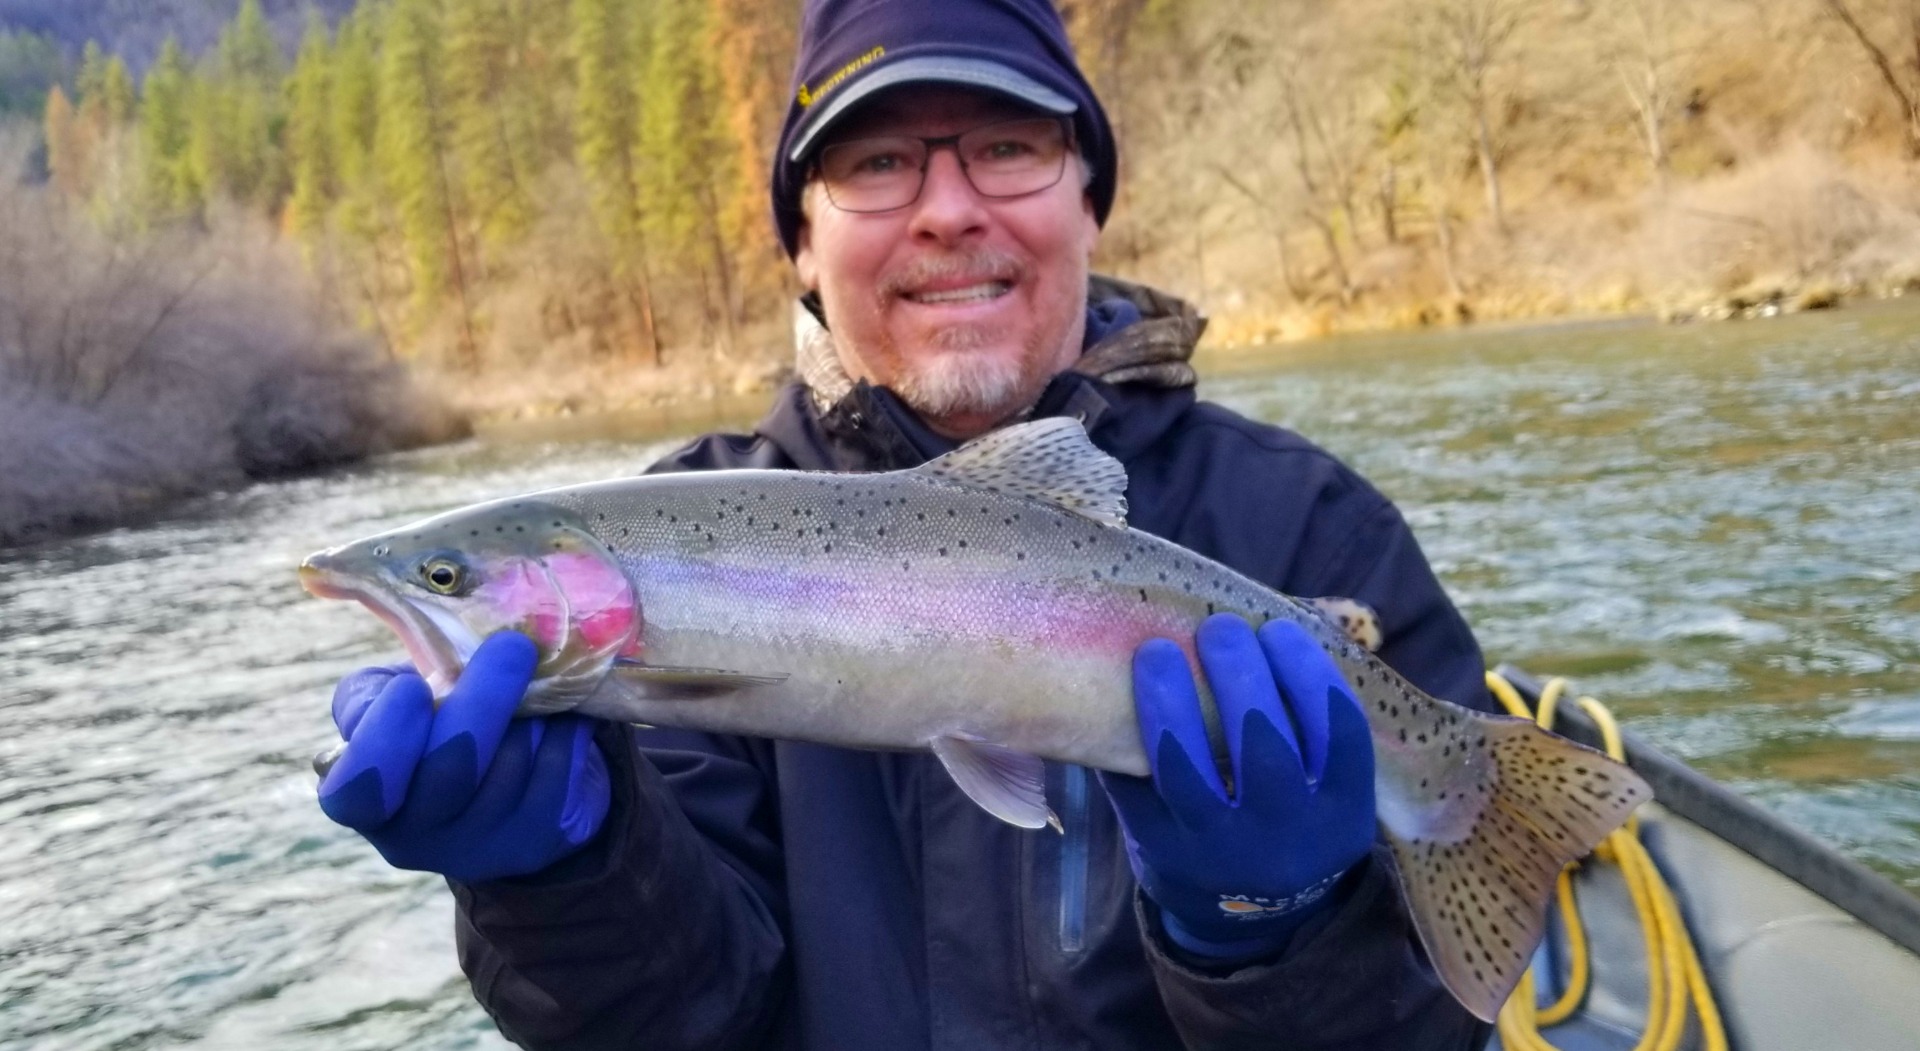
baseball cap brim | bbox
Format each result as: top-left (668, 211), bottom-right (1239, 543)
top-left (785, 55), bottom-right (1078, 164)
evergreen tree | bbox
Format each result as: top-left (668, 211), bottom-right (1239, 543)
top-left (206, 0), bottom-right (288, 208)
top-left (101, 57), bottom-right (136, 126)
top-left (75, 41), bottom-right (108, 118)
top-left (445, 0), bottom-right (533, 250)
top-left (573, 0), bottom-right (660, 360)
top-left (638, 0), bottom-right (739, 348)
top-left (221, 0), bottom-right (284, 86)
top-left (329, 10), bottom-right (382, 239)
top-left (184, 74), bottom-right (228, 211)
top-left (140, 37), bottom-right (199, 219)
top-left (288, 9), bottom-right (336, 238)
top-left (381, 0), bottom-right (479, 366)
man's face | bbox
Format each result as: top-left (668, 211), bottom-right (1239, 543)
top-left (795, 86), bottom-right (1100, 440)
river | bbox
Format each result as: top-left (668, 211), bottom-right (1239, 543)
top-left (2, 304), bottom-right (1916, 1049)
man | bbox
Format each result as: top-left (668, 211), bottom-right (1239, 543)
top-left (316, 1), bottom-right (1496, 1047)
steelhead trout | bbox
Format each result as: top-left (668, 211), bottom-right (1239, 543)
top-left (300, 417), bottom-right (1650, 1021)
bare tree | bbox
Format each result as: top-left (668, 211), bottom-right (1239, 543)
top-left (1410, 0), bottom-right (1531, 235)
top-left (1608, 0), bottom-right (1690, 189)
top-left (1817, 0), bottom-right (1920, 154)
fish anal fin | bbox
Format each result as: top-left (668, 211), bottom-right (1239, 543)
top-left (610, 659), bottom-right (788, 699)
top-left (1385, 716), bottom-right (1652, 1021)
top-left (915, 418), bottom-right (1128, 528)
top-left (930, 735), bottom-right (1057, 831)
top-left (1307, 597), bottom-right (1384, 652)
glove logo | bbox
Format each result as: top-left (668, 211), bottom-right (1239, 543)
top-left (1215, 870), bottom-right (1344, 919)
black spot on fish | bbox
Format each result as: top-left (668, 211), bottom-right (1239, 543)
top-left (1139, 589), bottom-right (1149, 603)
top-left (938, 547), bottom-right (948, 556)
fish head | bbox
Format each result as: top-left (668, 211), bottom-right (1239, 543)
top-left (299, 499), bottom-right (639, 710)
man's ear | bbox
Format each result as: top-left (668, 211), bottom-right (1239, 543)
top-left (794, 221), bottom-right (819, 291)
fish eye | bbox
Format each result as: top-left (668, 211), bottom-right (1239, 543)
top-left (419, 557), bottom-right (467, 595)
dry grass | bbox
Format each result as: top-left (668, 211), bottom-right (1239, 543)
top-left (0, 153), bottom-right (466, 547)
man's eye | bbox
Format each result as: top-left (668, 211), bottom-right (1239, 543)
top-left (850, 151), bottom-right (910, 175)
top-left (981, 139), bottom-right (1037, 160)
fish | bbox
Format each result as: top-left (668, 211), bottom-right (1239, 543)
top-left (299, 416), bottom-right (1652, 1022)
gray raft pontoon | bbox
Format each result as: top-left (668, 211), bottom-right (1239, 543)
top-left (1489, 667), bottom-right (1920, 1051)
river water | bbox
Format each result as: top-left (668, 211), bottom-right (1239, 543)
top-left (3, 304), bottom-right (1917, 1049)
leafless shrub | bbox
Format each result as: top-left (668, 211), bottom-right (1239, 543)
top-left (0, 144), bottom-right (467, 547)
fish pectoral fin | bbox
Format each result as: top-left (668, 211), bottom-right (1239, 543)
top-left (930, 735), bottom-right (1059, 831)
top-left (610, 659), bottom-right (788, 699)
top-left (914, 417), bottom-right (1129, 529)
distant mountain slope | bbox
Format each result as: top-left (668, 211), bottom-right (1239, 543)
top-left (0, 0), bottom-right (357, 71)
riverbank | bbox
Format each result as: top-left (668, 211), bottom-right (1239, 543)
top-left (0, 184), bottom-right (466, 550)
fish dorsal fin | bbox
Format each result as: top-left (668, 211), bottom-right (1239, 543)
top-left (916, 417), bottom-right (1129, 528)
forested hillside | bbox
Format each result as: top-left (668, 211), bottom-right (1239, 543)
top-left (0, 0), bottom-right (354, 71)
top-left (13, 0), bottom-right (1920, 409)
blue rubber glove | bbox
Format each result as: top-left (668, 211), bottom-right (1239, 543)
top-left (316, 632), bottom-right (611, 883)
top-left (1100, 614), bottom-right (1377, 959)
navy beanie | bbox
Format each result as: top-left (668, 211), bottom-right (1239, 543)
top-left (770, 0), bottom-right (1117, 258)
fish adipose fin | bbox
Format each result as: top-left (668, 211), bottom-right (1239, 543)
top-left (1307, 597), bottom-right (1384, 652)
top-left (1384, 716), bottom-right (1653, 1022)
top-left (916, 417), bottom-right (1129, 528)
top-left (931, 735), bottom-right (1060, 831)
top-left (610, 659), bottom-right (789, 698)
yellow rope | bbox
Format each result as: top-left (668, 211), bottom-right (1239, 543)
top-left (1485, 671), bottom-right (1728, 1051)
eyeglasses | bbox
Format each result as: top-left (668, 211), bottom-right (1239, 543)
top-left (814, 117), bottom-right (1073, 214)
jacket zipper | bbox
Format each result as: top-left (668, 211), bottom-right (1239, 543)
top-left (1058, 764), bottom-right (1089, 953)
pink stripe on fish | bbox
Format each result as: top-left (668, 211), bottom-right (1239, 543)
top-left (546, 551), bottom-right (639, 655)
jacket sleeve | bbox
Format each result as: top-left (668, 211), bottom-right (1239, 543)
top-left (1138, 848), bottom-right (1488, 1051)
top-left (1147, 478), bottom-right (1495, 1049)
top-left (451, 724), bottom-right (789, 1050)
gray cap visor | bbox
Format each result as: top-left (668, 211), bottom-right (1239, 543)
top-left (788, 55), bottom-right (1077, 163)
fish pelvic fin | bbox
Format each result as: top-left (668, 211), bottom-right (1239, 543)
top-left (915, 417), bottom-right (1129, 528)
top-left (930, 735), bottom-right (1058, 830)
top-left (1384, 716), bottom-right (1653, 1022)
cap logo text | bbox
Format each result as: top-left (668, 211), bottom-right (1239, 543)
top-left (798, 45), bottom-right (886, 108)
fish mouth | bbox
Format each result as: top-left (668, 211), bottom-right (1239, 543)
top-left (299, 557), bottom-right (464, 698)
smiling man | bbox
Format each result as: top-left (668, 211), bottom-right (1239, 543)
top-left (313, 1), bottom-right (1497, 1048)
top-left (793, 87), bottom-right (1099, 438)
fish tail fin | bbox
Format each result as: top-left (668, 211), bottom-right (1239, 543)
top-left (1384, 716), bottom-right (1653, 1022)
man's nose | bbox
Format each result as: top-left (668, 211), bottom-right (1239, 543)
top-left (907, 147), bottom-right (989, 243)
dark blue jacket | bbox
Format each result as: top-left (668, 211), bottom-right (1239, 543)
top-left (451, 327), bottom-right (1496, 1050)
